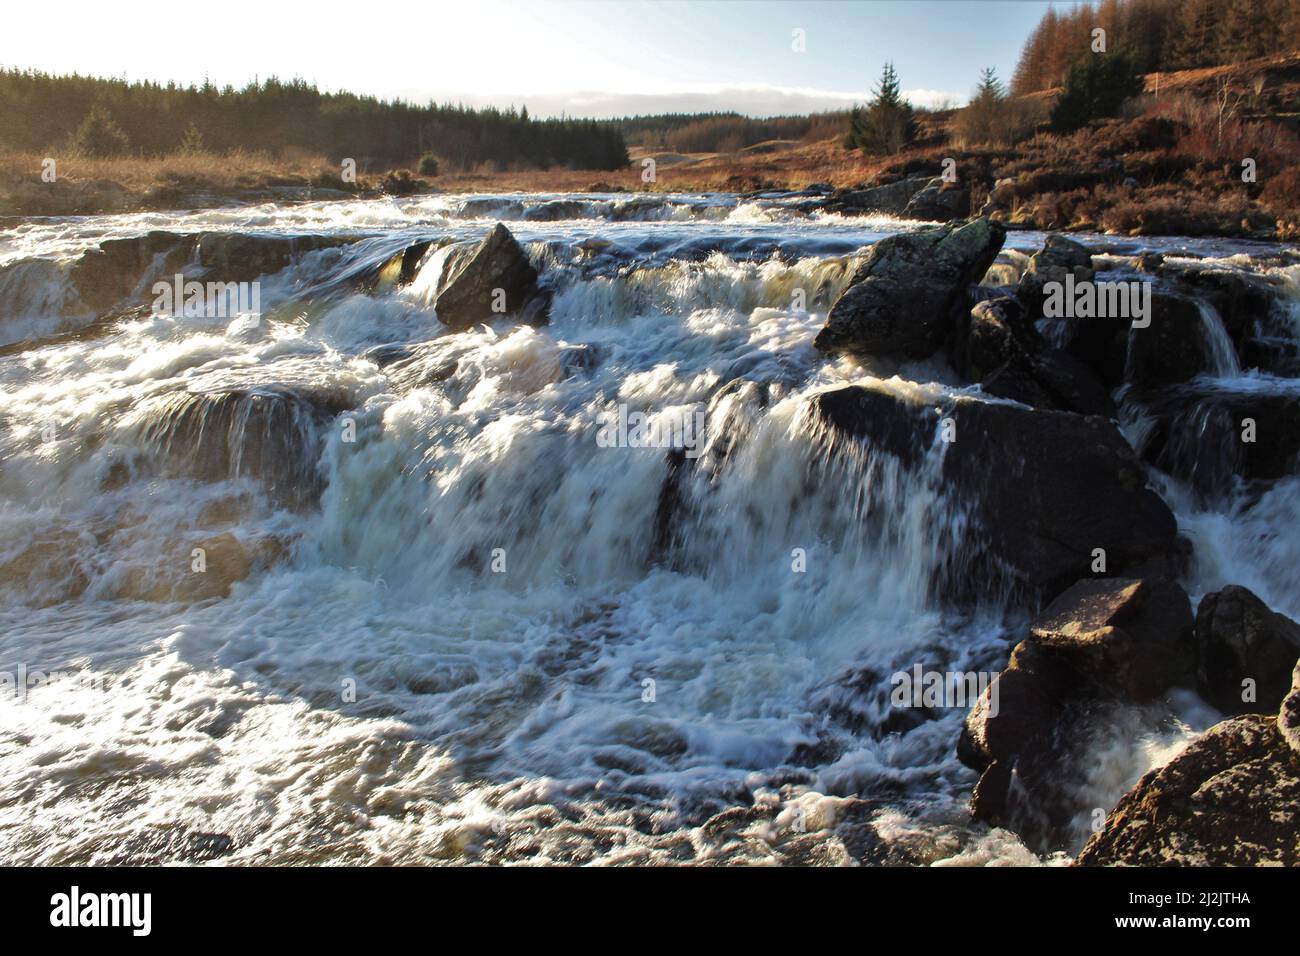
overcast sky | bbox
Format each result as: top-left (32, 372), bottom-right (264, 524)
top-left (1, 0), bottom-right (1058, 117)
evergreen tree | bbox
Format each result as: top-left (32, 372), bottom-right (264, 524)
top-left (73, 104), bottom-right (129, 157)
top-left (1050, 52), bottom-right (1146, 131)
top-left (848, 62), bottom-right (918, 154)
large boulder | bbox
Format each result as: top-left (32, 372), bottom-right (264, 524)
top-left (1075, 711), bottom-right (1300, 865)
top-left (813, 217), bottom-right (1005, 358)
top-left (433, 223), bottom-right (545, 331)
top-left (1194, 586), bottom-right (1300, 715)
top-left (1124, 292), bottom-right (1232, 387)
top-left (959, 576), bottom-right (1194, 848)
top-left (811, 384), bottom-right (1178, 597)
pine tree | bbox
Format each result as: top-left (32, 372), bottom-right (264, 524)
top-left (849, 62), bottom-right (918, 154)
top-left (73, 104), bottom-right (129, 156)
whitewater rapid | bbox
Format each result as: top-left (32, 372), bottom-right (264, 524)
top-left (0, 192), bottom-right (1295, 864)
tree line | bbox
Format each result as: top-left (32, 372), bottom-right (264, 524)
top-left (0, 69), bottom-right (630, 171)
top-left (1012, 0), bottom-right (1300, 95)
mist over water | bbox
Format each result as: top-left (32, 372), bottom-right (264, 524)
top-left (1, 192), bottom-right (1296, 864)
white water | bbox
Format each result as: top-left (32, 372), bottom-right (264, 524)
top-left (1, 194), bottom-right (1296, 865)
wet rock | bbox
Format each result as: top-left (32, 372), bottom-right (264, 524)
top-left (1075, 713), bottom-right (1300, 866)
top-left (1134, 382), bottom-right (1300, 497)
top-left (433, 223), bottom-right (544, 331)
top-left (1194, 586), bottom-right (1300, 715)
top-left (814, 217), bottom-right (1006, 358)
top-left (960, 576), bottom-right (1194, 847)
top-left (194, 233), bottom-right (356, 284)
top-left (810, 383), bottom-right (1179, 597)
top-left (525, 199), bottom-right (587, 221)
top-left (70, 232), bottom-right (359, 312)
top-left (69, 231), bottom-right (191, 312)
top-left (1124, 292), bottom-right (1228, 387)
top-left (1017, 235), bottom-right (1095, 320)
top-left (136, 384), bottom-right (354, 508)
top-left (1162, 262), bottom-right (1284, 347)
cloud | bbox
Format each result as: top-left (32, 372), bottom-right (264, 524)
top-left (392, 84), bottom-right (967, 119)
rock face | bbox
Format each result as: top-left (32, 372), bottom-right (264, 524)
top-left (433, 223), bottom-right (545, 331)
top-left (810, 383), bottom-right (1178, 596)
top-left (1075, 712), bottom-right (1300, 866)
top-left (959, 576), bottom-right (1193, 848)
top-left (1194, 586), bottom-right (1300, 714)
top-left (814, 217), bottom-right (1005, 358)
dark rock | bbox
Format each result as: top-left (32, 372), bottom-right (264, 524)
top-left (810, 383), bottom-right (1179, 597)
top-left (136, 384), bottom-right (354, 508)
top-left (1162, 262), bottom-right (1284, 347)
top-left (1075, 713), bottom-right (1300, 865)
top-left (70, 231), bottom-right (191, 311)
top-left (953, 296), bottom-right (1033, 382)
top-left (902, 179), bottom-right (970, 221)
top-left (1134, 382), bottom-right (1300, 497)
top-left (960, 576), bottom-right (1194, 848)
top-left (194, 233), bottom-right (354, 284)
top-left (1194, 586), bottom-right (1300, 715)
top-left (1124, 292), bottom-right (1227, 387)
top-left (940, 397), bottom-right (1176, 596)
top-left (814, 217), bottom-right (1006, 358)
top-left (525, 199), bottom-right (587, 221)
top-left (954, 296), bottom-right (1115, 417)
top-left (822, 175), bottom-right (933, 216)
top-left (434, 223), bottom-right (544, 331)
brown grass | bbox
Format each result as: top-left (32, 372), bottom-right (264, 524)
top-left (0, 148), bottom-right (341, 191)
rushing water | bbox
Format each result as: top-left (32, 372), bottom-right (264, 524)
top-left (0, 192), bottom-right (1296, 865)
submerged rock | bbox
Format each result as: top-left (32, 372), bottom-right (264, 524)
top-left (433, 223), bottom-right (545, 331)
top-left (814, 217), bottom-right (1005, 358)
top-left (1194, 585), bottom-right (1300, 715)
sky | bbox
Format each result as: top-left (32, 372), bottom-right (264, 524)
top-left (0, 0), bottom-right (1060, 117)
